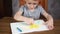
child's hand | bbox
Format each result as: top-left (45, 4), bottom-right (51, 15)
top-left (24, 18), bottom-right (34, 25)
top-left (45, 21), bottom-right (54, 30)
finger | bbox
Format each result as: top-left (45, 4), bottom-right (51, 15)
top-left (30, 23), bottom-right (33, 25)
top-left (48, 26), bottom-right (54, 30)
top-left (30, 21), bottom-right (35, 25)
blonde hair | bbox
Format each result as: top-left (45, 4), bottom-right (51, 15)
top-left (20, 0), bottom-right (41, 6)
top-left (25, 0), bottom-right (41, 4)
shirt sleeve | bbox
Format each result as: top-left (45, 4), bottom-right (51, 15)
top-left (19, 6), bottom-right (24, 12)
top-left (39, 6), bottom-right (46, 14)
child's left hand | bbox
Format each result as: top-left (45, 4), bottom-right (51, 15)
top-left (45, 21), bottom-right (54, 30)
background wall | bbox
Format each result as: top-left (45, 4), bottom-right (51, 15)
top-left (48, 0), bottom-right (60, 19)
top-left (12, 0), bottom-right (19, 16)
top-left (0, 0), bottom-right (4, 18)
top-left (3, 0), bottom-right (12, 17)
top-left (0, 0), bottom-right (12, 18)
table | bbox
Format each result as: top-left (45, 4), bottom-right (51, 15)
top-left (0, 17), bottom-right (60, 34)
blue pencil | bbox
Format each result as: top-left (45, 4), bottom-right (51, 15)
top-left (17, 27), bottom-right (22, 32)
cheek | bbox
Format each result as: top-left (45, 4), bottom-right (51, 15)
top-left (34, 5), bottom-right (37, 7)
top-left (27, 4), bottom-right (37, 8)
top-left (29, 5), bottom-right (36, 7)
top-left (32, 5), bottom-right (37, 8)
top-left (27, 4), bottom-right (32, 7)
top-left (27, 4), bottom-right (30, 7)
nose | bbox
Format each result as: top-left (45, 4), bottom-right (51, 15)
top-left (31, 4), bottom-right (34, 8)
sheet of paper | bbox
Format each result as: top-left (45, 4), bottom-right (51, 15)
top-left (10, 20), bottom-right (49, 34)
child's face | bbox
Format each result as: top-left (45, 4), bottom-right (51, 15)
top-left (25, 0), bottom-right (39, 9)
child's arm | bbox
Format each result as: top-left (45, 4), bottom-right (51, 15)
top-left (14, 11), bottom-right (34, 24)
top-left (42, 11), bottom-right (54, 30)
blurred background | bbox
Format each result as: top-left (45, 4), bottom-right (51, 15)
top-left (48, 0), bottom-right (60, 19)
top-left (0, 0), bottom-right (60, 19)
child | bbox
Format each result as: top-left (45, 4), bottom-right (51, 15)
top-left (14, 0), bottom-right (54, 30)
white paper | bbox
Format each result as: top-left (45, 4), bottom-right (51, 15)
top-left (10, 20), bottom-right (49, 34)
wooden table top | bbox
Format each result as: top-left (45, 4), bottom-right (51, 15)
top-left (0, 17), bottom-right (60, 34)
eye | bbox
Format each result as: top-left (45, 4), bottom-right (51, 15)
top-left (33, 3), bottom-right (37, 5)
top-left (28, 3), bottom-right (31, 5)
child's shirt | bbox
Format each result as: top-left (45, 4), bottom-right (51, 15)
top-left (19, 5), bottom-right (46, 20)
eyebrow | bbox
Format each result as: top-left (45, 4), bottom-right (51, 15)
top-left (33, 0), bottom-right (39, 1)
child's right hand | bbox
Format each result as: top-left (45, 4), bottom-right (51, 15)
top-left (24, 18), bottom-right (34, 25)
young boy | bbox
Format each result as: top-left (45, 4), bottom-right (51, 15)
top-left (14, 0), bottom-right (54, 30)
